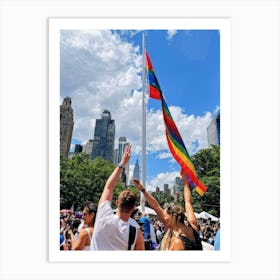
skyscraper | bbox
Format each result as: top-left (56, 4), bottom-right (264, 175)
top-left (163, 184), bottom-right (170, 194)
top-left (60, 97), bottom-right (74, 157)
top-left (132, 159), bottom-right (140, 180)
top-left (74, 144), bottom-right (83, 154)
top-left (175, 176), bottom-right (183, 186)
top-left (83, 139), bottom-right (94, 156)
top-left (113, 149), bottom-right (118, 165)
top-left (91, 110), bottom-right (115, 162)
top-left (207, 109), bottom-right (220, 147)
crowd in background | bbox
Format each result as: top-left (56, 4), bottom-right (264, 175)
top-left (60, 209), bottom-right (220, 251)
top-left (60, 145), bottom-right (220, 251)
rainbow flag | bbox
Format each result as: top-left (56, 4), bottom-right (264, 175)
top-left (145, 52), bottom-right (162, 100)
top-left (146, 51), bottom-right (207, 196)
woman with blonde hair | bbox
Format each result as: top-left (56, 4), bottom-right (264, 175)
top-left (132, 170), bottom-right (202, 250)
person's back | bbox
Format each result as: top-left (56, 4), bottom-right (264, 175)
top-left (132, 170), bottom-right (203, 251)
top-left (91, 200), bottom-right (139, 250)
top-left (91, 145), bottom-right (144, 251)
top-left (177, 224), bottom-right (203, 250)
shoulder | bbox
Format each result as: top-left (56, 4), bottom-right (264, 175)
top-left (171, 237), bottom-right (185, 250)
top-left (129, 218), bottom-right (140, 230)
top-left (99, 200), bottom-right (111, 209)
top-left (188, 222), bottom-right (199, 234)
top-left (78, 229), bottom-right (88, 238)
top-left (97, 201), bottom-right (113, 217)
top-left (94, 201), bottom-right (114, 228)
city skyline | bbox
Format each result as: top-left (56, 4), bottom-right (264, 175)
top-left (60, 29), bottom-right (220, 191)
top-left (62, 101), bottom-right (211, 191)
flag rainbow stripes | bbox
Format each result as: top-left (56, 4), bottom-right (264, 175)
top-left (146, 51), bottom-right (207, 196)
top-left (145, 52), bottom-right (162, 100)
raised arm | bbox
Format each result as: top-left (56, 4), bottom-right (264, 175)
top-left (180, 169), bottom-right (198, 232)
top-left (132, 179), bottom-right (169, 226)
top-left (98, 144), bottom-right (131, 207)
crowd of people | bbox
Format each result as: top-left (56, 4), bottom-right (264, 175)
top-left (60, 145), bottom-right (220, 251)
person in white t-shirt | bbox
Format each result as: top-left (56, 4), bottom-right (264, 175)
top-left (91, 144), bottom-right (145, 250)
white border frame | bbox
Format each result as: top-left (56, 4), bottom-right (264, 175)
top-left (1, 0), bottom-right (279, 279)
top-left (49, 18), bottom-right (231, 262)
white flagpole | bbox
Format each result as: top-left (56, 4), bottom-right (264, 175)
top-left (141, 31), bottom-right (146, 213)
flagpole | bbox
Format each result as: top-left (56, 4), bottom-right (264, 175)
top-left (141, 31), bottom-right (146, 213)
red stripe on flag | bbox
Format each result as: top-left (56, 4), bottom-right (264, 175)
top-left (149, 85), bottom-right (162, 100)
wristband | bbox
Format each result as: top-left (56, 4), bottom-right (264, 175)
top-left (140, 188), bottom-right (146, 192)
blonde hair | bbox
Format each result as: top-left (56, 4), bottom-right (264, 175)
top-left (160, 205), bottom-right (185, 250)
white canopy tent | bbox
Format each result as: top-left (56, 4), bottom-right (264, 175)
top-left (137, 205), bottom-right (157, 216)
top-left (197, 211), bottom-right (219, 222)
top-left (194, 212), bottom-right (200, 218)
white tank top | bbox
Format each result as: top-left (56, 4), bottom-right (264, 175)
top-left (83, 228), bottom-right (92, 251)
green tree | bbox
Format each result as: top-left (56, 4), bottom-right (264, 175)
top-left (60, 153), bottom-right (116, 211)
top-left (191, 145), bottom-right (220, 217)
top-left (151, 191), bottom-right (175, 208)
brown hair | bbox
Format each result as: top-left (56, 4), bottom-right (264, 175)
top-left (118, 190), bottom-right (137, 213)
top-left (160, 204), bottom-right (186, 250)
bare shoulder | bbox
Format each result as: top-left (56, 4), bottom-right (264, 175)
top-left (171, 237), bottom-right (184, 250)
top-left (78, 229), bottom-right (88, 238)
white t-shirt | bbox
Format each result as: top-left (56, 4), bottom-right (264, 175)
top-left (91, 200), bottom-right (140, 250)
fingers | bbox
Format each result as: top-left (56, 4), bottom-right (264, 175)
top-left (180, 169), bottom-right (187, 182)
top-left (132, 179), bottom-right (140, 186)
top-left (125, 145), bottom-right (131, 159)
top-left (124, 144), bottom-right (132, 155)
top-left (180, 168), bottom-right (185, 177)
top-left (121, 144), bottom-right (132, 164)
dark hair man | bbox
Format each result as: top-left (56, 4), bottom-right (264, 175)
top-left (91, 145), bottom-right (144, 250)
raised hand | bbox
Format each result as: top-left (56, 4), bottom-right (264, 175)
top-left (120, 144), bottom-right (132, 166)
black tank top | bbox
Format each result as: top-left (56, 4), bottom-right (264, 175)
top-left (179, 225), bottom-right (203, 250)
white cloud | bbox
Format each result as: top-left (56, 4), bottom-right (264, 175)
top-left (61, 30), bottom-right (214, 187)
top-left (157, 152), bottom-right (172, 159)
top-left (61, 30), bottom-right (142, 147)
top-left (146, 105), bottom-right (212, 156)
top-left (147, 171), bottom-right (180, 191)
top-left (166, 30), bottom-right (177, 40)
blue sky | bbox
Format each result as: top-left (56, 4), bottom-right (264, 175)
top-left (60, 29), bottom-right (220, 191)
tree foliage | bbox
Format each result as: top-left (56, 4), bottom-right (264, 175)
top-left (60, 153), bottom-right (141, 211)
top-left (151, 191), bottom-right (175, 208)
top-left (60, 153), bottom-right (120, 211)
top-left (191, 145), bottom-right (220, 217)
top-left (60, 145), bottom-right (220, 217)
